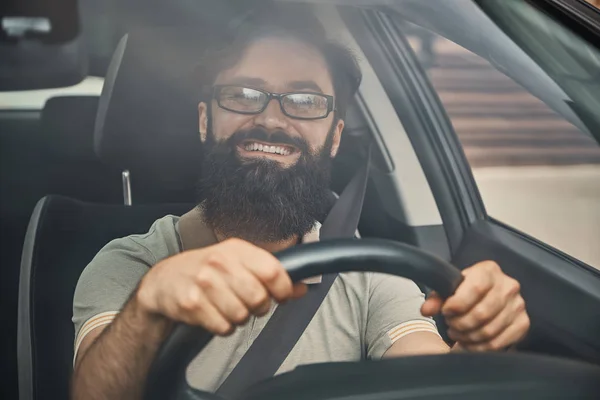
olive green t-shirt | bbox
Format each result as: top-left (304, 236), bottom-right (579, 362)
top-left (72, 209), bottom-right (439, 391)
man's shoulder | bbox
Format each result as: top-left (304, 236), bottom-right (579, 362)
top-left (72, 214), bottom-right (185, 347)
top-left (91, 214), bottom-right (183, 270)
top-left (127, 214), bottom-right (183, 260)
top-left (75, 215), bottom-right (184, 304)
top-left (330, 272), bottom-right (372, 300)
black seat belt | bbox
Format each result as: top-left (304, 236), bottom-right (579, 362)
top-left (216, 148), bottom-right (371, 399)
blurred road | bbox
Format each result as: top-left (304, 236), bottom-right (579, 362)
top-left (423, 37), bottom-right (600, 269)
top-left (474, 165), bottom-right (600, 269)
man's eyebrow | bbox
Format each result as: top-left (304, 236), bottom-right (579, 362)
top-left (288, 80), bottom-right (324, 93)
top-left (221, 77), bottom-right (325, 93)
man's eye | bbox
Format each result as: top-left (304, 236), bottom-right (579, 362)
top-left (226, 93), bottom-right (258, 102)
top-left (288, 96), bottom-right (325, 108)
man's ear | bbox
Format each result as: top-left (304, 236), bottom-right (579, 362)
top-left (198, 102), bottom-right (208, 142)
top-left (330, 119), bottom-right (345, 158)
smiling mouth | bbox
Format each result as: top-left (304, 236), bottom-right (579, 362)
top-left (239, 140), bottom-right (299, 157)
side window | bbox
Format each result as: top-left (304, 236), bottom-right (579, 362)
top-left (406, 28), bottom-right (600, 269)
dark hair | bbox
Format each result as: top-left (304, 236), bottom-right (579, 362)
top-left (197, 6), bottom-right (362, 120)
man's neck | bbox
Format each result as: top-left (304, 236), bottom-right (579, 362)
top-left (214, 232), bottom-right (300, 253)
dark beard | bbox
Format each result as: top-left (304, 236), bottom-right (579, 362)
top-left (197, 126), bottom-right (335, 243)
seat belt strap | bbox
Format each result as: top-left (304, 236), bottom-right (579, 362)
top-left (216, 148), bottom-right (371, 399)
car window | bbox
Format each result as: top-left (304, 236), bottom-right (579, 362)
top-left (0, 76), bottom-right (104, 110)
top-left (404, 23), bottom-right (600, 269)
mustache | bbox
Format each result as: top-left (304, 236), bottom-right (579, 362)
top-left (226, 128), bottom-right (310, 154)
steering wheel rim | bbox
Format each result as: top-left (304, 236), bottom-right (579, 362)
top-left (144, 238), bottom-right (464, 400)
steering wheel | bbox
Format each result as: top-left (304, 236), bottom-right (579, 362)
top-left (144, 238), bottom-right (600, 400)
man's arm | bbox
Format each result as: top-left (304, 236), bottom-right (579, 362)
top-left (382, 331), bottom-right (449, 358)
top-left (71, 293), bottom-right (173, 400)
top-left (72, 238), bottom-right (306, 400)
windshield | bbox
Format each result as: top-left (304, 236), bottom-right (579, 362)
top-left (3, 2), bottom-right (600, 399)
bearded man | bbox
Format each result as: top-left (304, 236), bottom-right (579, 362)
top-left (71, 11), bottom-right (529, 400)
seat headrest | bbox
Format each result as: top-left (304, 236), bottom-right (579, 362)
top-left (94, 29), bottom-right (222, 192)
top-left (41, 96), bottom-right (99, 160)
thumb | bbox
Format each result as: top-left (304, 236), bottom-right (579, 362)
top-left (421, 291), bottom-right (444, 317)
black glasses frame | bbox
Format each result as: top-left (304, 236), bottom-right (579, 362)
top-left (213, 85), bottom-right (335, 120)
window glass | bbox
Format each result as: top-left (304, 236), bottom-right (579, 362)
top-left (405, 26), bottom-right (600, 269)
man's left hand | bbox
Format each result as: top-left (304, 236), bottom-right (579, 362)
top-left (421, 261), bottom-right (530, 351)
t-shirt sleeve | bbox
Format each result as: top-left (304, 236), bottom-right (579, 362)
top-left (72, 236), bottom-right (156, 359)
top-left (365, 273), bottom-right (440, 360)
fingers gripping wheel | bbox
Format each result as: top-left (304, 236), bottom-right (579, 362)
top-left (143, 238), bottom-right (463, 400)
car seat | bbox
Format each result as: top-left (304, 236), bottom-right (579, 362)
top-left (15, 29), bottom-right (211, 400)
top-left (0, 95), bottom-right (123, 400)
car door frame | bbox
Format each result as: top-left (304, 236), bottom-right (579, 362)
top-left (340, 0), bottom-right (600, 364)
top-left (534, 0), bottom-right (600, 45)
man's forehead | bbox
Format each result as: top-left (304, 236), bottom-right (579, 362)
top-left (215, 37), bottom-right (334, 94)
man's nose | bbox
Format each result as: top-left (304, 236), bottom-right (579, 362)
top-left (253, 98), bottom-right (290, 131)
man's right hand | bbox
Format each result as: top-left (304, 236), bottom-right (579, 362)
top-left (136, 238), bottom-right (308, 335)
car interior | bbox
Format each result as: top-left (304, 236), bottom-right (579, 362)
top-left (1, 0), bottom-right (600, 399)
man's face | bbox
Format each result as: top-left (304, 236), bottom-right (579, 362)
top-left (199, 37), bottom-right (344, 166)
top-left (196, 37), bottom-right (346, 243)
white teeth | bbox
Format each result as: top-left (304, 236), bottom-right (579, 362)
top-left (244, 142), bottom-right (292, 156)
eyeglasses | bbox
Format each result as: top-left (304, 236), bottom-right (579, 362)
top-left (213, 85), bottom-right (335, 120)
